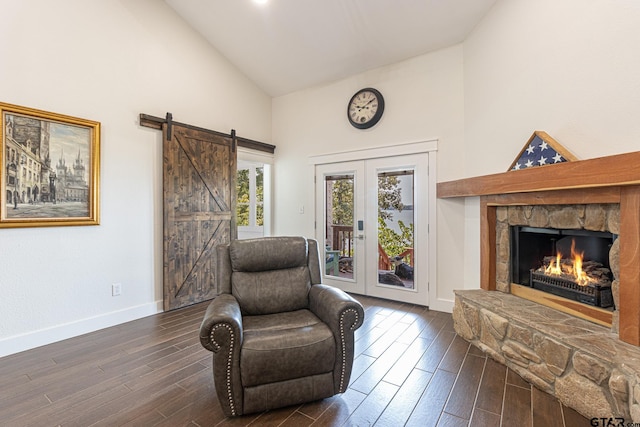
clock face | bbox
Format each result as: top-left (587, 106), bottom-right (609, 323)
top-left (347, 88), bottom-right (384, 129)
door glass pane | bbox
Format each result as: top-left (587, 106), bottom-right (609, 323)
top-left (325, 175), bottom-right (354, 279)
top-left (378, 171), bottom-right (414, 289)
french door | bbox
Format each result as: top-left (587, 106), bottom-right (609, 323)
top-left (315, 154), bottom-right (429, 305)
top-left (315, 161), bottom-right (365, 294)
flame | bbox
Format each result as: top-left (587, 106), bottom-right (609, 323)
top-left (544, 252), bottom-right (563, 276)
top-left (570, 239), bottom-right (592, 286)
top-left (543, 239), bottom-right (595, 286)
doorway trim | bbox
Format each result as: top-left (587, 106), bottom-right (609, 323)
top-left (309, 140), bottom-right (437, 165)
top-left (310, 140), bottom-right (437, 308)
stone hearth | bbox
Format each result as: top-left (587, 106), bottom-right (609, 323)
top-left (453, 289), bottom-right (640, 421)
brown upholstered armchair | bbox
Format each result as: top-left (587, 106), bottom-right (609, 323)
top-left (199, 236), bottom-right (365, 416)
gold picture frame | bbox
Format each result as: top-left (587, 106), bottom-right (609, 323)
top-left (0, 102), bottom-right (100, 228)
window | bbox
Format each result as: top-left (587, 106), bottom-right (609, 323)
top-left (237, 151), bottom-right (272, 239)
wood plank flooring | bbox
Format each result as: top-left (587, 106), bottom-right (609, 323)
top-left (0, 295), bottom-right (589, 426)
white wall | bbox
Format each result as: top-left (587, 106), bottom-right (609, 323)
top-left (0, 0), bottom-right (271, 357)
top-left (464, 0), bottom-right (640, 176)
top-left (460, 0), bottom-right (640, 290)
top-left (272, 46), bottom-right (466, 311)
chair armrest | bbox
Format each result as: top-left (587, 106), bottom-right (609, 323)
top-left (309, 284), bottom-right (364, 332)
top-left (198, 294), bottom-right (244, 416)
top-left (309, 284), bottom-right (364, 392)
top-left (199, 294), bottom-right (243, 353)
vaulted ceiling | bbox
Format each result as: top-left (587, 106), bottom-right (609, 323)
top-left (165, 0), bottom-right (498, 97)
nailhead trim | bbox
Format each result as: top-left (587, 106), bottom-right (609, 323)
top-left (210, 323), bottom-right (237, 416)
top-left (338, 308), bottom-right (359, 392)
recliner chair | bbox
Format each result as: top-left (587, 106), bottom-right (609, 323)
top-left (199, 236), bottom-right (365, 416)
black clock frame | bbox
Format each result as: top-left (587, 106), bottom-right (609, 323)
top-left (347, 87), bottom-right (385, 129)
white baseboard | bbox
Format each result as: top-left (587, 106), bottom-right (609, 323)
top-left (0, 300), bottom-right (164, 358)
top-left (429, 297), bottom-right (454, 313)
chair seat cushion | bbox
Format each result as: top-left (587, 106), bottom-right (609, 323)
top-left (240, 309), bottom-right (335, 387)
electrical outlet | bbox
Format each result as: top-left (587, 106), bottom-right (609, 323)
top-left (112, 283), bottom-right (122, 296)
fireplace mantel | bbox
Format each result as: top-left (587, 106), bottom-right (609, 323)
top-left (437, 150), bottom-right (640, 198)
top-left (437, 150), bottom-right (640, 346)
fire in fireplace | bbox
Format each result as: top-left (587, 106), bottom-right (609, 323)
top-left (511, 226), bottom-right (616, 308)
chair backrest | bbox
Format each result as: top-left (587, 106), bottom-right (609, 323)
top-left (216, 236), bottom-right (322, 315)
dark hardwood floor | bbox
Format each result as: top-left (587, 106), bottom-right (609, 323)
top-left (0, 295), bottom-right (590, 426)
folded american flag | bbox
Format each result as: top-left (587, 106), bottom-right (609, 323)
top-left (509, 131), bottom-right (577, 171)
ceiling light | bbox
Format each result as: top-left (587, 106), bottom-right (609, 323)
top-left (253, 0), bottom-right (268, 5)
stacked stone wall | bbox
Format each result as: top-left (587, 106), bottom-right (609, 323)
top-left (454, 290), bottom-right (640, 421)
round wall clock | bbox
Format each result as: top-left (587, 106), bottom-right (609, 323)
top-left (347, 87), bottom-right (384, 129)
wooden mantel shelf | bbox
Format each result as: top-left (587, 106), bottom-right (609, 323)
top-left (437, 150), bottom-right (640, 198)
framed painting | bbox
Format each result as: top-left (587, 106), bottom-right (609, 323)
top-left (0, 102), bottom-right (100, 228)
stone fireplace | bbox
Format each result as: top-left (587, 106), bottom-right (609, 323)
top-left (510, 221), bottom-right (616, 309)
top-left (497, 203), bottom-right (619, 328)
top-left (437, 151), bottom-right (640, 421)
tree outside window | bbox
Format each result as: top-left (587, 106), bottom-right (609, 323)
top-left (236, 166), bottom-right (264, 228)
top-left (328, 172), bottom-right (414, 265)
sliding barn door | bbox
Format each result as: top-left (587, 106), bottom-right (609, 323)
top-left (163, 123), bottom-right (236, 311)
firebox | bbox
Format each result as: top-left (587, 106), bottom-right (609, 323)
top-left (510, 226), bottom-right (616, 308)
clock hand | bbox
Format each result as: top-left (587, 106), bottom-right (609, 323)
top-left (356, 99), bottom-right (374, 109)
